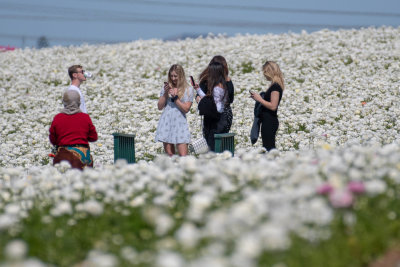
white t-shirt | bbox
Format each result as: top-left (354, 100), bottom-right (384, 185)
top-left (67, 85), bottom-right (87, 113)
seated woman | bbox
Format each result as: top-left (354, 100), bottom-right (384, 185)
top-left (49, 90), bottom-right (98, 170)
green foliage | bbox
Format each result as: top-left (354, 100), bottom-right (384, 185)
top-left (0, 206), bottom-right (155, 267)
top-left (0, 183), bottom-right (399, 267)
top-left (241, 62), bottom-right (255, 74)
top-left (138, 153), bottom-right (156, 161)
top-left (40, 156), bottom-right (50, 165)
top-left (335, 115), bottom-right (343, 122)
top-left (44, 80), bottom-right (63, 86)
top-left (298, 123), bottom-right (309, 133)
top-left (293, 141), bottom-right (300, 150)
top-left (259, 188), bottom-right (400, 267)
top-left (148, 95), bottom-right (159, 100)
top-left (284, 122), bottom-right (310, 134)
top-left (343, 56), bottom-right (353, 65)
top-left (98, 69), bottom-right (106, 76)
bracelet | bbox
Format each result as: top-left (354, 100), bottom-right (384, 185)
top-left (171, 95), bottom-right (178, 102)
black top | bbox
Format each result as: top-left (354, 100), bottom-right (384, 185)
top-left (199, 80), bottom-right (234, 105)
top-left (260, 83), bottom-right (283, 117)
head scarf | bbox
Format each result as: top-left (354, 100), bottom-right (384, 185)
top-left (61, 90), bottom-right (82, 114)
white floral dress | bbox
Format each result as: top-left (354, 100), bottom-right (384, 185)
top-left (155, 87), bottom-right (194, 144)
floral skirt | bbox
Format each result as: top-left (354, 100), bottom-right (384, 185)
top-left (53, 146), bottom-right (93, 170)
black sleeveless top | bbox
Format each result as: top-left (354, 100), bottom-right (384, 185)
top-left (260, 83), bottom-right (283, 117)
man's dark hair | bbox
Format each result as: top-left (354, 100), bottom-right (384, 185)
top-left (68, 65), bottom-right (83, 80)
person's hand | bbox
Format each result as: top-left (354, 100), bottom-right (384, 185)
top-left (250, 92), bottom-right (263, 102)
top-left (169, 87), bottom-right (178, 97)
top-left (163, 82), bottom-right (170, 95)
top-left (193, 83), bottom-right (200, 90)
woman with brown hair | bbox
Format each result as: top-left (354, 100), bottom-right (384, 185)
top-left (195, 62), bottom-right (229, 151)
top-left (196, 55), bottom-right (234, 133)
top-left (250, 61), bottom-right (284, 151)
top-left (155, 64), bottom-right (194, 156)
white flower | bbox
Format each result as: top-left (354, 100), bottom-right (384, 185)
top-left (4, 203), bottom-right (20, 215)
top-left (50, 201), bottom-right (73, 217)
top-left (4, 239), bottom-right (27, 260)
top-left (155, 213), bottom-right (174, 236)
top-left (155, 251), bottom-right (185, 267)
top-left (235, 232), bottom-right (262, 258)
top-left (77, 200), bottom-right (104, 216)
top-left (187, 191), bottom-right (215, 221)
top-left (83, 250), bottom-right (119, 267)
top-left (0, 214), bottom-right (18, 230)
top-left (120, 246), bottom-right (137, 263)
top-left (259, 223), bottom-right (290, 250)
top-left (365, 180), bottom-right (387, 195)
top-left (175, 223), bottom-right (200, 249)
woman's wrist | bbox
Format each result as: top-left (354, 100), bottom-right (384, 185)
top-left (171, 95), bottom-right (178, 102)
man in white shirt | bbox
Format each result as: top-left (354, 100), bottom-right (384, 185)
top-left (67, 65), bottom-right (87, 113)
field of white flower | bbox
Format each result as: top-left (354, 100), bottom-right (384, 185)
top-left (1, 27), bottom-right (400, 266)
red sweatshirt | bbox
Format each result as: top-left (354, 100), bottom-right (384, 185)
top-left (49, 113), bottom-right (98, 146)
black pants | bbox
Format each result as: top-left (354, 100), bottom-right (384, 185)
top-left (203, 106), bottom-right (232, 151)
top-left (260, 113), bottom-right (279, 151)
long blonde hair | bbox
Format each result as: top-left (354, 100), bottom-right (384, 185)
top-left (262, 61), bottom-right (285, 91)
top-left (168, 64), bottom-right (189, 99)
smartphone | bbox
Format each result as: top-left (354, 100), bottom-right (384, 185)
top-left (190, 76), bottom-right (195, 86)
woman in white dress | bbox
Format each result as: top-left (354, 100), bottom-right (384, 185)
top-left (155, 64), bottom-right (194, 156)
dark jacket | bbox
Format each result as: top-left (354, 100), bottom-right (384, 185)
top-left (250, 92), bottom-right (265, 144)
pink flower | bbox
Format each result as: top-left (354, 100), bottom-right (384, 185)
top-left (347, 181), bottom-right (365, 194)
top-left (329, 189), bottom-right (354, 208)
top-left (317, 183), bottom-right (334, 195)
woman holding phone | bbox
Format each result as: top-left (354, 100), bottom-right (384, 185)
top-left (155, 64), bottom-right (194, 156)
top-left (194, 62), bottom-right (229, 151)
top-left (250, 61), bottom-right (284, 151)
top-left (196, 55), bottom-right (234, 132)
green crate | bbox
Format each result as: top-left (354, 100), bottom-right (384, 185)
top-left (112, 133), bottom-right (136, 164)
top-left (214, 133), bottom-right (235, 156)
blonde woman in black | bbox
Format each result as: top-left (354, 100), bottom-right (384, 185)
top-left (250, 61), bottom-right (284, 151)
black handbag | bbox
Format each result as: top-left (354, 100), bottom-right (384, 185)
top-left (250, 92), bottom-right (265, 144)
top-left (198, 96), bottom-right (220, 120)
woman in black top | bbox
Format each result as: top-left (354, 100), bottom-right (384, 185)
top-left (250, 61), bottom-right (284, 151)
top-left (195, 62), bottom-right (229, 151)
top-left (196, 56), bottom-right (234, 145)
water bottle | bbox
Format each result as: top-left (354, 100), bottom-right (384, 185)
top-left (84, 71), bottom-right (93, 78)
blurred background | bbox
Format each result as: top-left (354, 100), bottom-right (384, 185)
top-left (0, 0), bottom-right (399, 49)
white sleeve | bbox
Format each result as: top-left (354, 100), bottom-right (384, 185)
top-left (196, 87), bottom-right (206, 97)
top-left (213, 87), bottom-right (225, 113)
